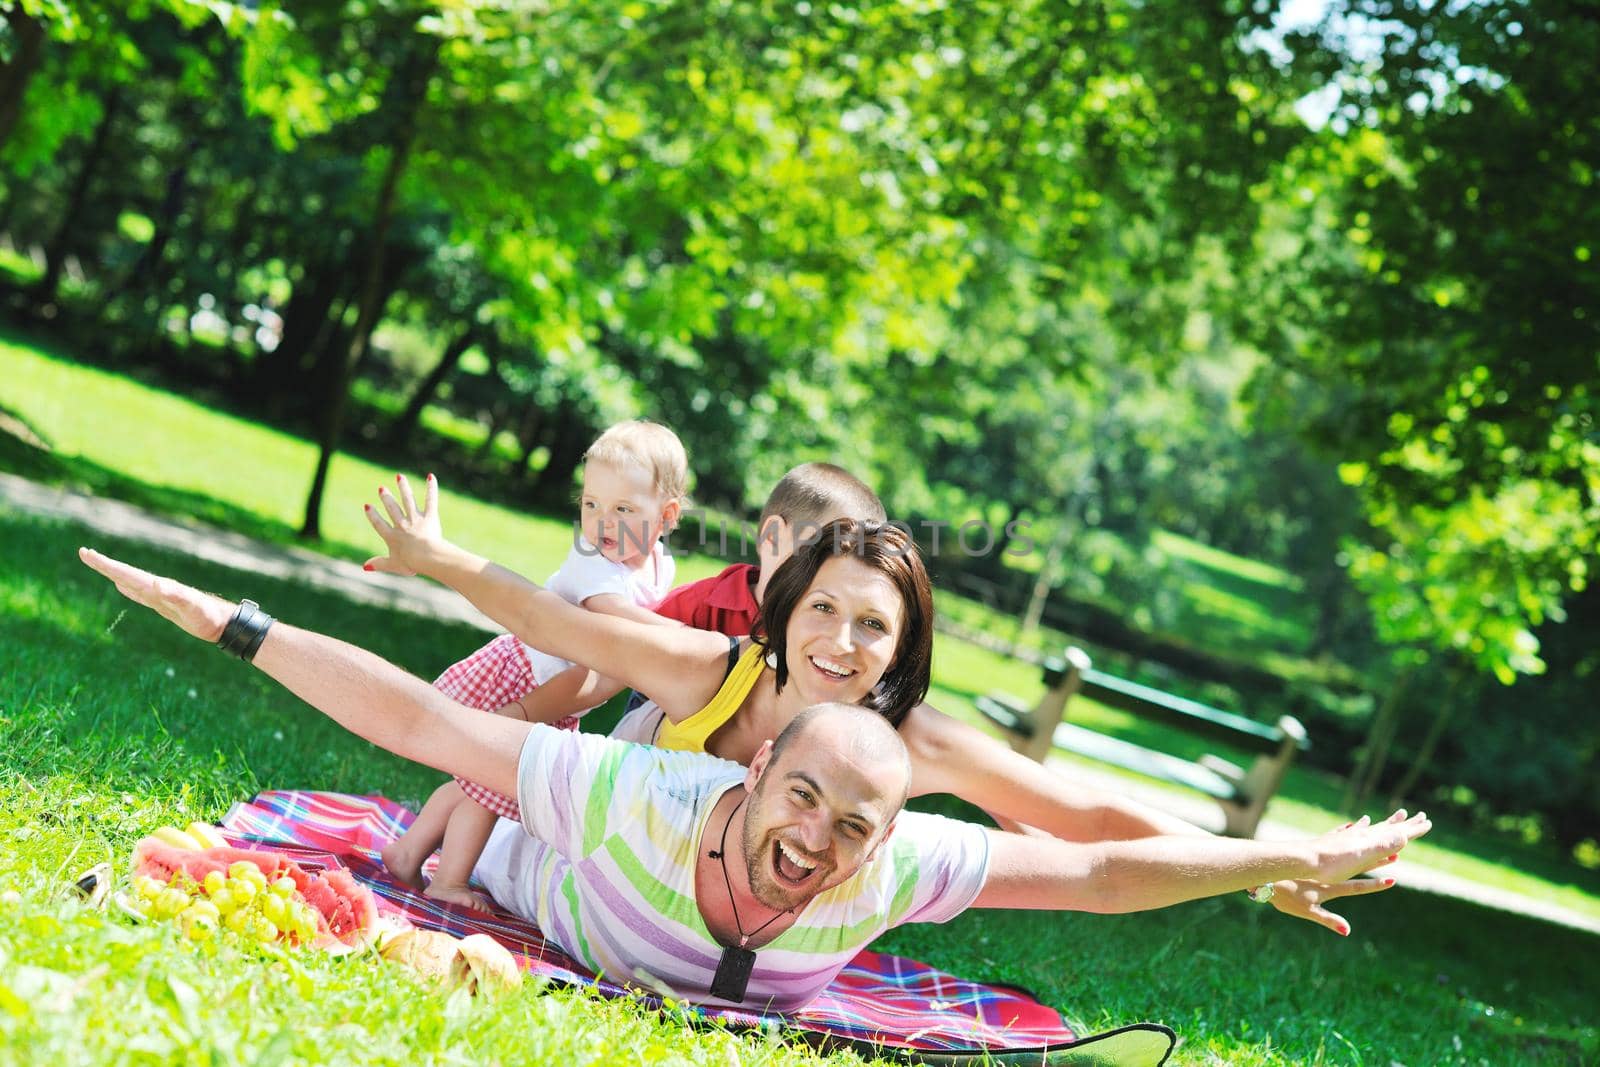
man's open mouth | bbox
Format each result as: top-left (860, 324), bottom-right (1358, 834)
top-left (772, 839), bottom-right (819, 886)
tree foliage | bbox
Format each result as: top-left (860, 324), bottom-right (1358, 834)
top-left (3, 0), bottom-right (1596, 834)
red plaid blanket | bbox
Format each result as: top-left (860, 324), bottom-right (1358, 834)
top-left (222, 790), bottom-right (1173, 1064)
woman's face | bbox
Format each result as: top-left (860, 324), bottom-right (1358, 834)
top-left (782, 555), bottom-right (907, 707)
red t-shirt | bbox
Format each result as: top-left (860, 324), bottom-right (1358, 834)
top-left (653, 562), bottom-right (761, 636)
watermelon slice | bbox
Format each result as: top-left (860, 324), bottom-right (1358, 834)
top-left (131, 837), bottom-right (378, 949)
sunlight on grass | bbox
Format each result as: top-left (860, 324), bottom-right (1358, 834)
top-left (3, 501), bottom-right (1598, 1065)
top-left (1180, 579), bottom-right (1311, 648)
top-left (1154, 529), bottom-right (1303, 592)
top-left (0, 335), bottom-right (734, 588)
top-left (4, 340), bottom-right (1600, 1064)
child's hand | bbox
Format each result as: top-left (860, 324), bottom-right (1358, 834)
top-left (364, 473), bottom-right (445, 577)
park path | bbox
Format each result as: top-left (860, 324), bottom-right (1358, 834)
top-left (5, 469), bottom-right (1598, 938)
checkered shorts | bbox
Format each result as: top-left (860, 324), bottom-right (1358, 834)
top-left (433, 634), bottom-right (579, 821)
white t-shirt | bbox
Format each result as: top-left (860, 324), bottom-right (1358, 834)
top-left (522, 537), bottom-right (675, 685)
top-left (473, 725), bottom-right (991, 1011)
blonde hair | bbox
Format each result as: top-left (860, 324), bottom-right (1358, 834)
top-left (583, 420), bottom-right (690, 503)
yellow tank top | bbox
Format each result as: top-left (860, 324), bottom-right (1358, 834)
top-left (655, 642), bottom-right (767, 752)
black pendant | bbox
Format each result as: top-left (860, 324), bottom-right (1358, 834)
top-left (710, 945), bottom-right (757, 1002)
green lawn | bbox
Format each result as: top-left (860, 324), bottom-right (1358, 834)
top-left (2, 511), bottom-right (1596, 1065)
top-left (3, 332), bottom-right (1599, 1063)
top-left (0, 329), bottom-right (742, 584)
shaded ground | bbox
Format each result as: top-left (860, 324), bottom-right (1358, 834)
top-left (6, 468), bottom-right (1597, 939)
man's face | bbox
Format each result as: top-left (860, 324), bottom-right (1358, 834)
top-left (739, 716), bottom-right (904, 912)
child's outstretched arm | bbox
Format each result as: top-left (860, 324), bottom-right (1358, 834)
top-left (363, 474), bottom-right (726, 720)
top-left (582, 593), bottom-right (684, 628)
top-left (503, 665), bottom-right (626, 724)
top-left (78, 548), bottom-right (528, 798)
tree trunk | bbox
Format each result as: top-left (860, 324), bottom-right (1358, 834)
top-left (1011, 523), bottom-right (1067, 654)
top-left (33, 86), bottom-right (122, 304)
top-left (1385, 675), bottom-right (1460, 810)
top-left (533, 413), bottom-right (590, 496)
top-left (1342, 664), bottom-right (1414, 815)
top-left (0, 8), bottom-right (46, 150)
top-left (387, 324), bottom-right (476, 445)
top-left (475, 405), bottom-right (508, 462)
top-left (110, 138), bottom-right (198, 303)
top-left (253, 258), bottom-right (347, 406)
top-left (514, 402), bottom-right (550, 477)
top-left (299, 38), bottom-right (439, 540)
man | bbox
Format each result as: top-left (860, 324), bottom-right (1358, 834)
top-left (79, 548), bottom-right (1428, 1011)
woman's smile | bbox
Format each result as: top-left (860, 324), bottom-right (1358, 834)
top-left (783, 555), bottom-right (904, 705)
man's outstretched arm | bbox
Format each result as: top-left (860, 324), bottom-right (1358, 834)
top-left (973, 810), bottom-right (1429, 933)
top-left (79, 548), bottom-right (529, 798)
top-left (901, 702), bottom-right (1393, 933)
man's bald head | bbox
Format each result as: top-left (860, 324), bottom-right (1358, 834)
top-left (766, 702), bottom-right (913, 812)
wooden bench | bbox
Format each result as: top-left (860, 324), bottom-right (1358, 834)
top-left (975, 648), bottom-right (1308, 837)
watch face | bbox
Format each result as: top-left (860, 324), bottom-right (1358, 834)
top-left (1248, 884), bottom-right (1275, 904)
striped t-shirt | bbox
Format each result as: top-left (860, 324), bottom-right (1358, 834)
top-left (472, 725), bottom-right (991, 1011)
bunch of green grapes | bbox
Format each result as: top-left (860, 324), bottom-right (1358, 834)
top-left (128, 861), bottom-right (321, 945)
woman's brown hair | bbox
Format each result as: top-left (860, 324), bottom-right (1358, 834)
top-left (755, 518), bottom-right (934, 727)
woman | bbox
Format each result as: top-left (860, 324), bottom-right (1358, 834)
top-left (366, 476), bottom-right (933, 778)
top-left (366, 475), bottom-right (1367, 933)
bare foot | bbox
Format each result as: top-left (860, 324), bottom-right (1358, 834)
top-left (424, 881), bottom-right (497, 913)
top-left (380, 837), bottom-right (427, 891)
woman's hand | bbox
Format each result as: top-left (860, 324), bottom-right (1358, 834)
top-left (1263, 811), bottom-right (1426, 935)
top-left (78, 548), bottom-right (233, 642)
top-left (363, 473), bottom-right (446, 577)
top-left (1267, 875), bottom-right (1398, 936)
top-left (1309, 809), bottom-right (1429, 885)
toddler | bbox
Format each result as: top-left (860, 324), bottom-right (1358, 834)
top-left (379, 419), bottom-right (688, 908)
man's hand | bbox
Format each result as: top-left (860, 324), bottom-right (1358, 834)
top-left (363, 473), bottom-right (445, 577)
top-left (79, 548), bottom-right (233, 642)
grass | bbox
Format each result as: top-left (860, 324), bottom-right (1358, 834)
top-left (0, 329), bottom-right (732, 587)
top-left (1, 511), bottom-right (1596, 1066)
top-left (3, 330), bottom-right (1599, 1062)
top-left (925, 655), bottom-right (1600, 925)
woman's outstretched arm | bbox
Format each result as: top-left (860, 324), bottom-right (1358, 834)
top-left (363, 474), bottom-right (725, 719)
top-left (79, 548), bottom-right (529, 797)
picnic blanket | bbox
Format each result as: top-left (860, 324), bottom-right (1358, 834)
top-left (222, 790), bottom-right (1174, 1066)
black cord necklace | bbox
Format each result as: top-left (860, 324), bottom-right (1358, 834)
top-left (708, 796), bottom-right (791, 1002)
